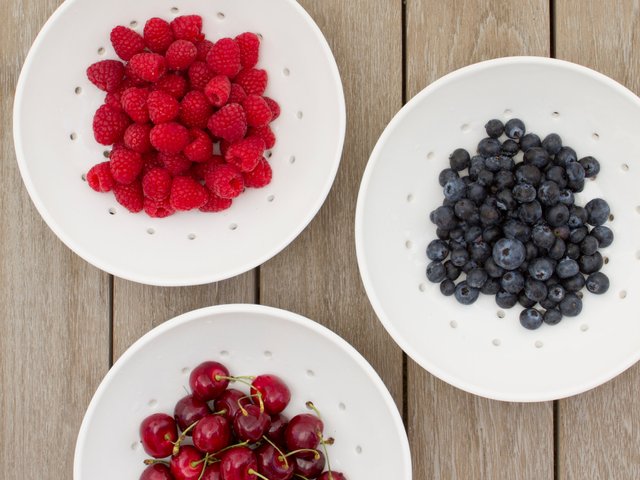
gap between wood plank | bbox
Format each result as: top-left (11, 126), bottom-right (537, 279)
top-left (109, 275), bottom-right (114, 367)
top-left (401, 0), bottom-right (409, 432)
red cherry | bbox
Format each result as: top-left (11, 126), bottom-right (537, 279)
top-left (189, 361), bottom-right (230, 401)
top-left (140, 463), bottom-right (174, 480)
top-left (284, 414), bottom-right (324, 454)
top-left (174, 395), bottom-right (211, 433)
top-left (318, 472), bottom-right (347, 480)
top-left (201, 462), bottom-right (222, 480)
top-left (294, 451), bottom-right (325, 478)
top-left (255, 444), bottom-right (294, 480)
top-left (265, 414), bottom-right (289, 447)
top-left (170, 446), bottom-right (205, 480)
top-left (193, 414), bottom-right (232, 453)
top-left (140, 413), bottom-right (178, 458)
top-left (251, 375), bottom-right (291, 415)
top-left (214, 389), bottom-right (251, 422)
top-left (220, 446), bottom-right (259, 480)
top-left (233, 404), bottom-right (271, 443)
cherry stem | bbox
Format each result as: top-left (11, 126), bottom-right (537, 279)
top-left (283, 448), bottom-right (320, 460)
top-left (144, 459), bottom-right (170, 466)
top-left (211, 440), bottom-right (250, 457)
top-left (248, 469), bottom-right (270, 480)
top-left (216, 376), bottom-right (265, 412)
top-left (305, 401), bottom-right (323, 421)
top-left (238, 393), bottom-right (264, 415)
top-left (295, 476), bottom-right (311, 480)
top-left (318, 436), bottom-right (333, 475)
top-left (212, 408), bottom-right (227, 416)
top-left (172, 421), bottom-right (199, 456)
top-left (262, 435), bottom-right (289, 468)
top-left (197, 454), bottom-right (210, 480)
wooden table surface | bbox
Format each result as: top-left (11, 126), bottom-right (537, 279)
top-left (2, 1), bottom-right (640, 478)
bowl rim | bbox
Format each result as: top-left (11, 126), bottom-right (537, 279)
top-left (72, 303), bottom-right (412, 478)
top-left (355, 56), bottom-right (640, 402)
top-left (13, 0), bottom-right (347, 287)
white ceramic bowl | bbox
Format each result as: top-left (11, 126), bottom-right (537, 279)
top-left (356, 57), bottom-right (640, 402)
top-left (73, 304), bottom-right (411, 479)
top-left (14, 0), bottom-right (345, 286)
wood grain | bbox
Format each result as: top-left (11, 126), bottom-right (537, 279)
top-left (406, 1), bottom-right (553, 478)
top-left (555, 1), bottom-right (640, 478)
top-left (0, 1), bottom-right (109, 478)
top-left (258, 0), bottom-right (405, 406)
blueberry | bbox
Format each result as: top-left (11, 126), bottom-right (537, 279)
top-left (496, 189), bottom-right (517, 211)
top-left (545, 166), bottom-right (568, 188)
top-left (519, 308), bottom-right (543, 330)
top-left (449, 239), bottom-right (466, 251)
top-left (525, 241), bottom-right (539, 261)
top-left (556, 258), bottom-right (579, 278)
top-left (558, 189), bottom-right (575, 206)
top-left (537, 180), bottom-right (560, 206)
top-left (545, 204), bottom-right (570, 227)
top-left (454, 199), bottom-right (477, 221)
top-left (566, 243), bottom-right (581, 260)
top-left (462, 260), bottom-right (479, 273)
top-left (443, 178), bottom-right (467, 201)
top-left (568, 177), bottom-right (585, 193)
top-left (427, 239), bottom-right (450, 261)
top-left (515, 164), bottom-right (542, 185)
top-left (449, 148), bottom-right (471, 171)
top-left (580, 235), bottom-right (599, 255)
top-left (496, 290), bottom-right (518, 309)
top-left (469, 156), bottom-right (486, 179)
top-left (567, 213), bottom-right (583, 229)
top-left (540, 297), bottom-right (558, 310)
top-left (440, 279), bottom-right (456, 296)
top-left (484, 257), bottom-right (505, 278)
top-left (431, 206), bottom-right (458, 230)
top-left (547, 284), bottom-right (566, 303)
top-left (477, 137), bottom-right (502, 157)
top-left (519, 200), bottom-right (543, 224)
top-left (481, 278), bottom-right (501, 295)
top-left (438, 168), bottom-right (459, 187)
top-left (578, 252), bottom-right (603, 274)
top-left (501, 270), bottom-right (525, 294)
top-left (519, 133), bottom-right (541, 152)
top-left (443, 198), bottom-right (457, 208)
top-left (562, 274), bottom-right (586, 292)
top-left (480, 204), bottom-right (501, 226)
top-left (467, 268), bottom-right (488, 288)
top-left (513, 183), bottom-right (537, 203)
top-left (445, 260), bottom-right (462, 281)
top-left (560, 293), bottom-right (582, 316)
top-left (579, 156), bottom-right (600, 178)
top-left (467, 182), bottom-right (487, 204)
top-left (532, 224), bottom-right (556, 249)
top-left (503, 220), bottom-right (531, 243)
top-left (476, 169), bottom-right (495, 187)
top-left (464, 225), bottom-right (483, 243)
top-left (451, 248), bottom-right (469, 267)
top-left (436, 228), bottom-right (450, 240)
top-left (426, 261), bottom-right (446, 283)
top-left (492, 238), bottom-right (526, 270)
top-left (548, 238), bottom-right (566, 260)
top-left (518, 293), bottom-right (537, 308)
top-left (485, 155), bottom-right (503, 172)
top-left (592, 225), bottom-right (614, 248)
top-left (569, 226), bottom-right (588, 244)
top-left (543, 308), bottom-right (563, 325)
top-left (553, 225), bottom-right (570, 241)
top-left (454, 281), bottom-right (480, 305)
top-left (524, 147), bottom-right (550, 168)
top-left (450, 228), bottom-right (464, 241)
top-left (566, 162), bottom-right (585, 183)
top-left (525, 278), bottom-right (547, 302)
top-left (470, 242), bottom-right (492, 263)
top-left (555, 146), bottom-right (578, 166)
top-left (499, 155), bottom-right (516, 170)
top-left (528, 257), bottom-right (555, 281)
top-left (485, 119), bottom-right (505, 138)
top-left (586, 272), bottom-right (610, 294)
top-left (505, 118), bottom-right (526, 139)
top-left (494, 170), bottom-right (516, 190)
top-left (501, 139), bottom-right (519, 157)
top-left (483, 226), bottom-right (503, 244)
top-left (542, 133), bottom-right (563, 155)
top-left (585, 198), bottom-right (611, 226)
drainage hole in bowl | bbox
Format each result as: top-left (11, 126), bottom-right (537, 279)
top-left (622, 163), bottom-right (630, 171)
top-left (449, 320), bottom-right (458, 329)
top-left (188, 233), bottom-right (196, 240)
top-left (405, 240), bottom-right (412, 249)
top-left (130, 20), bottom-right (138, 28)
top-left (576, 291), bottom-right (583, 299)
top-left (636, 250), bottom-right (640, 260)
top-left (497, 310), bottom-right (505, 319)
top-left (552, 111), bottom-right (560, 118)
top-left (289, 156), bottom-right (296, 164)
top-left (297, 111), bottom-right (304, 120)
top-left (74, 86), bottom-right (82, 95)
top-left (581, 324), bottom-right (589, 332)
top-left (229, 223), bottom-right (238, 231)
top-left (217, 12), bottom-right (225, 19)
top-left (70, 132), bottom-right (77, 141)
top-left (592, 132), bottom-right (600, 140)
top-left (257, 33), bottom-right (263, 40)
top-left (267, 195), bottom-right (275, 203)
top-left (492, 338), bottom-right (501, 346)
top-left (461, 123), bottom-right (470, 132)
top-left (264, 350), bottom-right (272, 358)
top-left (81, 173), bottom-right (86, 182)
top-left (504, 108), bottom-right (513, 116)
top-left (170, 6), bottom-right (179, 13)
top-left (131, 442), bottom-right (139, 451)
top-left (108, 207), bottom-right (117, 215)
top-left (97, 47), bottom-right (105, 55)
top-left (283, 68), bottom-right (290, 76)
top-left (103, 150), bottom-right (110, 158)
top-left (265, 150), bottom-right (273, 159)
top-left (339, 402), bottom-right (346, 411)
top-left (609, 214), bottom-right (614, 222)
top-left (148, 399), bottom-right (158, 407)
top-left (355, 446), bottom-right (363, 454)
top-left (220, 350), bottom-right (229, 357)
top-left (620, 290), bottom-right (627, 299)
top-left (427, 151), bottom-right (435, 160)
top-left (306, 370), bottom-right (315, 377)
top-left (604, 256), bottom-right (609, 264)
top-left (181, 367), bottom-right (190, 374)
top-left (535, 341), bottom-right (543, 349)
top-left (147, 228), bottom-right (155, 235)
top-left (406, 193), bottom-right (414, 203)
top-left (418, 283), bottom-right (426, 292)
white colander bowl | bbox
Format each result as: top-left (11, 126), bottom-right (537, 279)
top-left (356, 57), bottom-right (640, 402)
top-left (14, 0), bottom-right (345, 286)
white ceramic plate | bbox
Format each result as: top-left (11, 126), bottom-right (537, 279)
top-left (14, 0), bottom-right (345, 286)
top-left (356, 57), bottom-right (640, 402)
top-left (73, 304), bottom-right (411, 479)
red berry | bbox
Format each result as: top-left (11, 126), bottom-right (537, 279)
top-left (204, 75), bottom-right (231, 107)
top-left (170, 445), bottom-right (204, 480)
top-left (124, 123), bottom-right (152, 153)
top-left (159, 152), bottom-right (191, 176)
top-left (184, 129), bottom-right (213, 163)
top-left (256, 444), bottom-right (294, 480)
top-left (188, 61), bottom-right (214, 90)
top-left (174, 395), bottom-right (211, 433)
top-left (206, 38), bottom-right (241, 79)
top-left (263, 97), bottom-right (281, 120)
top-left (318, 472), bottom-right (347, 480)
top-left (154, 73), bottom-right (189, 99)
top-left (213, 389), bottom-right (252, 423)
top-left (140, 413), bottom-right (178, 458)
top-left (166, 39), bottom-right (198, 71)
top-left (170, 176), bottom-right (209, 211)
top-left (285, 414), bottom-right (323, 453)
top-left (266, 414), bottom-right (289, 448)
top-left (121, 87), bottom-right (149, 123)
top-left (225, 136), bottom-right (265, 172)
top-left (113, 181), bottom-right (144, 213)
top-left (129, 53), bottom-right (167, 82)
top-left (86, 162), bottom-right (115, 192)
top-left (207, 103), bottom-right (247, 143)
top-left (144, 197), bottom-right (175, 218)
top-left (142, 151), bottom-right (163, 175)
top-left (251, 374), bottom-right (291, 415)
top-left (235, 68), bottom-right (267, 96)
top-left (147, 90), bottom-right (180, 124)
top-left (241, 95), bottom-right (273, 128)
top-left (193, 415), bottom-right (232, 453)
top-left (220, 447), bottom-right (258, 480)
top-left (142, 168), bottom-right (172, 201)
top-left (179, 91), bottom-right (213, 129)
top-left (110, 26), bottom-right (145, 61)
top-left (235, 32), bottom-right (260, 69)
top-left (143, 17), bottom-right (174, 54)
top-left (93, 104), bottom-right (130, 145)
top-left (243, 157), bottom-right (272, 188)
top-left (205, 164), bottom-right (244, 199)
top-left (104, 91), bottom-right (123, 110)
top-left (110, 148), bottom-right (143, 185)
top-left (150, 122), bottom-right (190, 154)
top-left (248, 125), bottom-right (276, 150)
top-left (228, 84), bottom-right (247, 104)
top-left (140, 464), bottom-right (174, 480)
top-left (233, 404), bottom-right (270, 443)
top-left (191, 155), bottom-right (224, 181)
top-left (201, 463), bottom-right (221, 480)
top-left (195, 40), bottom-right (214, 62)
top-left (171, 15), bottom-right (203, 42)
top-left (86, 60), bottom-right (125, 93)
top-left (189, 361), bottom-right (230, 400)
top-left (199, 193), bottom-right (233, 213)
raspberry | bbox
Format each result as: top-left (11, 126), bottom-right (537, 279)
top-left (123, 123), bottom-right (153, 153)
top-left (150, 122), bottom-right (190, 154)
top-left (243, 157), bottom-right (272, 188)
top-left (154, 74), bottom-right (188, 99)
top-left (235, 32), bottom-right (260, 69)
top-left (225, 136), bottom-right (265, 172)
top-left (235, 68), bottom-right (267, 96)
top-left (144, 197), bottom-right (176, 218)
top-left (263, 97), bottom-right (281, 120)
top-left (170, 176), bottom-right (209, 210)
top-left (241, 95), bottom-right (273, 128)
top-left (142, 167), bottom-right (172, 201)
top-left (228, 84), bottom-right (247, 104)
top-left (128, 53), bottom-right (166, 82)
top-left (199, 193), bottom-right (232, 213)
top-left (93, 104), bottom-right (130, 145)
top-left (110, 26), bottom-right (145, 61)
top-left (204, 75), bottom-right (231, 107)
top-left (110, 147), bottom-right (143, 184)
top-left (159, 152), bottom-right (191, 176)
top-left (142, 151), bottom-right (163, 175)
top-left (207, 103), bottom-right (247, 143)
top-left (171, 15), bottom-right (203, 42)
top-left (188, 61), bottom-right (214, 91)
top-left (87, 60), bottom-right (125, 93)
top-left (179, 91), bottom-right (212, 129)
top-left (206, 38), bottom-right (241, 78)
top-left (195, 40), bottom-right (214, 62)
top-left (147, 90), bottom-right (180, 124)
top-left (248, 125), bottom-right (276, 149)
top-left (104, 91), bottom-right (123, 110)
top-left (143, 18), bottom-right (174, 54)
top-left (86, 162), bottom-right (115, 192)
top-left (121, 87), bottom-right (149, 123)
top-left (118, 77), bottom-right (143, 91)
top-left (219, 139), bottom-right (231, 157)
top-left (184, 129), bottom-right (213, 163)
top-left (114, 181), bottom-right (144, 213)
top-left (191, 155), bottom-right (224, 180)
top-left (205, 164), bottom-right (244, 199)
top-left (165, 39), bottom-right (197, 71)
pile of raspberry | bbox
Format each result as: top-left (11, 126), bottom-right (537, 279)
top-left (85, 15), bottom-right (279, 217)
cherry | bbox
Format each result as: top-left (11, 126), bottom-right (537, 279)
top-left (251, 375), bottom-right (291, 415)
top-left (170, 446), bottom-right (205, 480)
top-left (193, 414), bottom-right (232, 453)
top-left (189, 361), bottom-right (230, 401)
top-left (140, 463), bottom-right (174, 480)
top-left (201, 462), bottom-right (222, 480)
top-left (233, 404), bottom-right (270, 443)
top-left (214, 388), bottom-right (251, 422)
top-left (256, 444), bottom-right (294, 480)
top-left (294, 451), bottom-right (325, 478)
top-left (318, 472), bottom-right (347, 480)
top-left (140, 413), bottom-right (178, 458)
top-left (174, 395), bottom-right (211, 433)
top-left (266, 414), bottom-right (289, 447)
top-left (284, 413), bottom-right (323, 454)
top-left (220, 446), bottom-right (258, 480)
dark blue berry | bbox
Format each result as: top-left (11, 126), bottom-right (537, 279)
top-left (591, 225), bottom-right (613, 248)
top-left (454, 281), bottom-right (480, 305)
top-left (547, 284), bottom-right (566, 303)
top-left (436, 228), bottom-right (450, 240)
top-left (545, 204), bottom-right (570, 227)
top-left (568, 177), bottom-right (585, 193)
top-left (485, 155), bottom-right (503, 172)
top-left (440, 279), bottom-right (456, 296)
top-left (553, 225), bottom-right (570, 241)
top-left (494, 170), bottom-right (515, 190)
top-left (431, 206), bottom-right (457, 230)
top-left (454, 199), bottom-right (477, 221)
top-left (525, 278), bottom-right (547, 302)
top-left (569, 226), bottom-right (588, 244)
top-left (438, 168), bottom-right (459, 187)
top-left (524, 147), bottom-right (550, 168)
top-left (492, 238), bottom-right (526, 270)
top-left (556, 258), bottom-right (579, 278)
top-left (525, 242), bottom-right (539, 261)
top-left (462, 260), bottom-right (479, 273)
top-left (505, 118), bottom-right (526, 139)
top-left (560, 293), bottom-right (582, 317)
top-left (513, 183), bottom-right (537, 203)
top-left (501, 139), bottom-right (519, 157)
top-left (426, 261), bottom-right (446, 283)
top-left (480, 204), bottom-right (501, 226)
top-left (519, 201), bottom-right (543, 224)
top-left (532, 224), bottom-right (555, 249)
top-left (477, 137), bottom-right (502, 157)
top-left (566, 162), bottom-right (585, 183)
top-left (545, 166), bottom-right (568, 188)
top-left (501, 270), bottom-right (525, 294)
top-left (449, 148), bottom-right (471, 171)
top-left (558, 189), bottom-right (575, 206)
top-left (519, 133), bottom-right (541, 152)
top-left (484, 257), bottom-right (505, 278)
top-left (585, 198), bottom-right (610, 226)
top-left (542, 133), bottom-right (562, 155)
top-left (540, 297), bottom-right (558, 310)
top-left (518, 293), bottom-right (537, 308)
top-left (467, 182), bottom-right (487, 204)
top-left (450, 248), bottom-right (469, 267)
top-left (427, 239), bottom-right (450, 261)
top-left (528, 257), bottom-right (555, 281)
top-left (537, 180), bottom-right (560, 206)
top-left (503, 220), bottom-right (531, 243)
top-left (483, 226), bottom-right (502, 244)
top-left (470, 241), bottom-right (492, 263)
top-left (515, 164), bottom-right (542, 186)
top-left (578, 252), bottom-right (603, 274)
top-left (580, 235), bottom-right (599, 255)
top-left (443, 177), bottom-right (467, 201)
top-left (464, 226), bottom-right (483, 243)
top-left (579, 156), bottom-right (600, 178)
top-left (520, 308), bottom-right (543, 330)
top-left (555, 146), bottom-right (577, 166)
top-left (496, 189), bottom-right (517, 212)
top-left (469, 156), bottom-right (485, 179)
top-left (476, 169), bottom-right (494, 186)
top-left (481, 278), bottom-right (501, 295)
top-left (543, 308), bottom-right (563, 325)
top-left (449, 239), bottom-right (466, 251)
top-left (562, 274), bottom-right (586, 292)
top-left (485, 119), bottom-right (504, 138)
top-left (548, 238), bottom-right (566, 260)
top-left (445, 260), bottom-right (461, 281)
top-left (467, 268), bottom-right (488, 288)
top-left (586, 272), bottom-right (610, 294)
top-left (566, 243), bottom-right (581, 260)
top-left (496, 290), bottom-right (518, 308)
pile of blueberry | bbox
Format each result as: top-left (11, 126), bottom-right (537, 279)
top-left (426, 118), bottom-right (613, 330)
